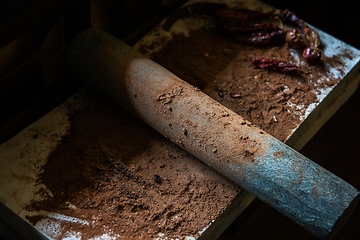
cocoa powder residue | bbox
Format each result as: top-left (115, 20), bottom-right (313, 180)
top-left (140, 27), bottom-right (347, 142)
top-left (25, 91), bottom-right (240, 239)
top-left (24, 21), bottom-right (352, 240)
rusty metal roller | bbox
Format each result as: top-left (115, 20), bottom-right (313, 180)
top-left (67, 28), bottom-right (359, 239)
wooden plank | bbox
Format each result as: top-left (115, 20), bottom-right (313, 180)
top-left (0, 0), bottom-right (34, 22)
top-left (0, 51), bottom-right (42, 96)
top-left (0, 202), bottom-right (47, 240)
top-left (0, 51), bottom-right (44, 133)
top-left (63, 0), bottom-right (91, 49)
top-left (0, 0), bottom-right (76, 49)
top-left (0, 100), bottom-right (44, 144)
top-left (198, 191), bottom-right (256, 240)
top-left (287, 74), bottom-right (360, 150)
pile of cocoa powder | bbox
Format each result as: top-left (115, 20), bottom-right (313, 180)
top-left (26, 91), bottom-right (241, 239)
top-left (140, 27), bottom-right (347, 142)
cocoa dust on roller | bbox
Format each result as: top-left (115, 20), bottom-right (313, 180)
top-left (67, 28), bottom-right (359, 240)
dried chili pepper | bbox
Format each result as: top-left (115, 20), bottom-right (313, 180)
top-left (217, 8), bottom-right (275, 24)
top-left (235, 29), bottom-right (286, 45)
top-left (216, 8), bottom-right (286, 45)
top-left (285, 29), bottom-right (305, 49)
top-left (218, 22), bottom-right (280, 34)
top-left (302, 47), bottom-right (322, 64)
top-left (252, 58), bottom-right (303, 74)
top-left (162, 2), bottom-right (229, 31)
top-left (279, 9), bottom-right (322, 64)
top-left (280, 9), bottom-right (321, 47)
top-left (217, 8), bottom-right (277, 34)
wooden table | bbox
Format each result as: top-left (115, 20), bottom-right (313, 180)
top-left (1, 0), bottom-right (360, 239)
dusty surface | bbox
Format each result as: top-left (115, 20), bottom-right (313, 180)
top-left (23, 3), bottom-right (359, 239)
top-left (138, 26), bottom-right (349, 142)
top-left (25, 91), bottom-right (241, 240)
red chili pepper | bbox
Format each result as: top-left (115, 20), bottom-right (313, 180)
top-left (217, 8), bottom-right (286, 45)
top-left (218, 22), bottom-right (281, 34)
top-left (235, 29), bottom-right (286, 45)
top-left (217, 8), bottom-right (277, 34)
top-left (279, 9), bottom-right (305, 31)
top-left (285, 29), bottom-right (305, 49)
top-left (279, 9), bottom-right (322, 64)
top-left (252, 58), bottom-right (303, 74)
top-left (217, 8), bottom-right (275, 24)
top-left (302, 47), bottom-right (322, 65)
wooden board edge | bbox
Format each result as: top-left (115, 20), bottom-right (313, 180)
top-left (197, 191), bottom-right (256, 240)
top-left (0, 202), bottom-right (49, 240)
top-left (286, 74), bottom-right (360, 151)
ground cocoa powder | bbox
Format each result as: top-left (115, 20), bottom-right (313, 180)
top-left (140, 27), bottom-right (347, 142)
top-left (25, 17), bottom-right (353, 240)
top-left (26, 91), bottom-right (241, 239)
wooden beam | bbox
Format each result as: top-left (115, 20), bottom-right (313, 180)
top-left (0, 0), bottom-right (77, 49)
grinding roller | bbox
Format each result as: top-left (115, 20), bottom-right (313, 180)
top-left (67, 28), bottom-right (359, 239)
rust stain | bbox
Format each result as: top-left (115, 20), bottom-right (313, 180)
top-left (312, 187), bottom-right (321, 198)
top-left (298, 168), bottom-right (303, 184)
top-left (242, 146), bottom-right (259, 162)
top-left (273, 151), bottom-right (284, 158)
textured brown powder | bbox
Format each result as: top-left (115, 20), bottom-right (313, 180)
top-left (26, 91), bottom-right (241, 239)
top-left (25, 21), bottom-right (353, 239)
top-left (140, 27), bottom-right (346, 141)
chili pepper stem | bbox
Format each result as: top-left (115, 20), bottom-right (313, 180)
top-left (274, 15), bottom-right (283, 29)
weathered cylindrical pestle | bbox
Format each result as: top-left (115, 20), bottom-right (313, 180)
top-left (67, 28), bottom-right (359, 239)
